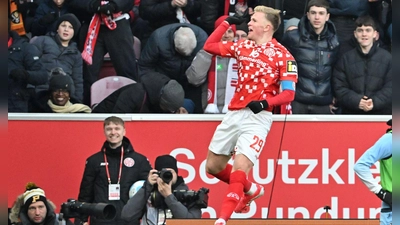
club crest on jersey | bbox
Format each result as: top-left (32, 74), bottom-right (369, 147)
top-left (286, 60), bottom-right (297, 73)
top-left (263, 48), bottom-right (276, 57)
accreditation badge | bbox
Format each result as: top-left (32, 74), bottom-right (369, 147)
top-left (108, 184), bottom-right (120, 200)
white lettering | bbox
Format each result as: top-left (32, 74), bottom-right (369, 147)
top-left (288, 207), bottom-right (310, 218)
top-left (348, 148), bottom-right (355, 184)
top-left (277, 151), bottom-right (296, 184)
top-left (314, 197), bottom-right (338, 218)
top-left (322, 148), bottom-right (344, 184)
top-left (298, 159), bottom-right (318, 184)
top-left (171, 148), bottom-right (196, 183)
top-left (253, 159), bottom-right (274, 184)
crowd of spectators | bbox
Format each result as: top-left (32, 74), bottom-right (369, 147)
top-left (8, 0), bottom-right (391, 115)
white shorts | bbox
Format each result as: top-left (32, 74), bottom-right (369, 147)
top-left (209, 108), bottom-right (273, 164)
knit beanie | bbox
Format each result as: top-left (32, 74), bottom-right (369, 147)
top-left (236, 21), bottom-right (248, 34)
top-left (159, 80), bottom-right (184, 113)
top-left (49, 68), bottom-right (73, 93)
top-left (23, 182), bottom-right (47, 209)
top-left (56, 13), bottom-right (81, 36)
top-left (215, 15), bottom-right (236, 34)
top-left (155, 155), bottom-right (178, 175)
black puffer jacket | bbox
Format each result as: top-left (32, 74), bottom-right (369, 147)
top-left (77, 137), bottom-right (152, 225)
top-left (281, 16), bottom-right (339, 105)
top-left (327, 0), bottom-right (370, 17)
top-left (332, 42), bottom-right (391, 114)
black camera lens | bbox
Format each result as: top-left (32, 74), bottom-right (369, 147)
top-left (159, 169), bottom-right (173, 183)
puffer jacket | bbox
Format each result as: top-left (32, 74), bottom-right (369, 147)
top-left (281, 16), bottom-right (339, 106)
top-left (30, 32), bottom-right (83, 101)
top-left (332, 42), bottom-right (391, 114)
top-left (327, 0), bottom-right (369, 17)
top-left (31, 0), bottom-right (69, 36)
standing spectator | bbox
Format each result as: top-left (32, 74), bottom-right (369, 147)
top-left (139, 23), bottom-right (208, 113)
top-left (30, 13), bottom-right (83, 102)
top-left (75, 116), bottom-right (152, 225)
top-left (8, 19), bottom-right (46, 112)
top-left (68, 0), bottom-right (138, 105)
top-left (332, 15), bottom-right (391, 115)
top-left (354, 119), bottom-right (392, 225)
top-left (281, 0), bottom-right (339, 114)
top-left (31, 0), bottom-right (69, 37)
top-left (203, 6), bottom-right (297, 225)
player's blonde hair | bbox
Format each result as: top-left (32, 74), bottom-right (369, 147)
top-left (254, 6), bottom-right (281, 32)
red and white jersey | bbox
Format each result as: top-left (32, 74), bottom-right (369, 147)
top-left (218, 38), bottom-right (298, 111)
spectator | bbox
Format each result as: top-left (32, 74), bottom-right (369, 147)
top-left (332, 15), bottom-right (391, 115)
top-left (8, 18), bottom-right (46, 112)
top-left (75, 116), bottom-right (152, 225)
top-left (139, 0), bottom-right (201, 48)
top-left (92, 72), bottom-right (187, 113)
top-left (121, 155), bottom-right (202, 224)
top-left (31, 68), bottom-right (92, 113)
top-left (281, 0), bottom-right (339, 114)
top-left (30, 13), bottom-right (83, 102)
top-left (235, 21), bottom-right (248, 41)
top-left (9, 182), bottom-right (73, 225)
top-left (68, 0), bottom-right (139, 105)
top-left (139, 23), bottom-right (208, 113)
top-left (354, 119), bottom-right (392, 225)
top-left (185, 15), bottom-right (237, 113)
top-left (31, 0), bottom-right (69, 37)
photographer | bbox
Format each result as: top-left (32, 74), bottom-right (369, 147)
top-left (121, 155), bottom-right (202, 224)
top-left (9, 182), bottom-right (73, 225)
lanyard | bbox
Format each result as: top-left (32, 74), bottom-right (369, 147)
top-left (103, 146), bottom-right (124, 184)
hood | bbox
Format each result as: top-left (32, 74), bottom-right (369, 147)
top-left (10, 193), bottom-right (57, 224)
top-left (141, 73), bottom-right (171, 110)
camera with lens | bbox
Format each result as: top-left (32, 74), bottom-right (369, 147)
top-left (60, 199), bottom-right (116, 220)
top-left (153, 169), bottom-right (173, 183)
top-left (151, 187), bottom-right (209, 209)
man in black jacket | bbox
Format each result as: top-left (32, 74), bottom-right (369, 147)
top-left (75, 116), bottom-right (152, 225)
top-left (332, 15), bottom-right (391, 115)
top-left (282, 0), bottom-right (339, 114)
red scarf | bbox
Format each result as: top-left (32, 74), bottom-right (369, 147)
top-left (8, 37), bottom-right (13, 48)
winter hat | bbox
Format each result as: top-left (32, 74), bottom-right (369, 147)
top-left (174, 27), bottom-right (197, 56)
top-left (236, 21), bottom-right (248, 34)
top-left (49, 68), bottom-right (73, 93)
top-left (155, 155), bottom-right (178, 175)
top-left (56, 13), bottom-right (81, 36)
top-left (159, 80), bottom-right (184, 113)
top-left (215, 15), bottom-right (236, 34)
top-left (23, 182), bottom-right (47, 208)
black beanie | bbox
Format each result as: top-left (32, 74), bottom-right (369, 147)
top-left (155, 155), bottom-right (178, 175)
top-left (49, 69), bottom-right (73, 93)
top-left (56, 13), bottom-right (81, 36)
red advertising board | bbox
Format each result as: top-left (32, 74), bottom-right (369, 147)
top-left (8, 115), bottom-right (389, 219)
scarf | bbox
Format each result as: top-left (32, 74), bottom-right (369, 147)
top-left (176, 8), bottom-right (190, 24)
top-left (9, 0), bottom-right (26, 36)
top-left (222, 58), bottom-right (238, 113)
top-left (81, 2), bottom-right (122, 65)
top-left (47, 100), bottom-right (92, 113)
top-left (8, 37), bottom-right (13, 48)
top-left (204, 56), bottom-right (219, 113)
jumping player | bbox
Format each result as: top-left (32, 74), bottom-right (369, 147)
top-left (203, 6), bottom-right (298, 225)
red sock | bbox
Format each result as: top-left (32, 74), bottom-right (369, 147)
top-left (219, 170), bottom-right (246, 221)
top-left (213, 164), bottom-right (232, 184)
top-left (243, 179), bottom-right (252, 193)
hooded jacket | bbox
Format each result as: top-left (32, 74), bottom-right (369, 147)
top-left (76, 137), bottom-right (151, 225)
top-left (282, 15), bottom-right (339, 106)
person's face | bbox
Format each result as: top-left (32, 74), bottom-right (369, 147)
top-left (27, 201), bottom-right (47, 224)
top-left (354, 25), bottom-right (377, 49)
top-left (57, 21), bottom-right (74, 43)
top-left (221, 27), bottom-right (235, 42)
top-left (50, 89), bottom-right (70, 106)
top-left (104, 122), bottom-right (126, 148)
top-left (307, 6), bottom-right (329, 34)
top-left (235, 30), bottom-right (248, 41)
top-left (53, 0), bottom-right (64, 7)
top-left (247, 12), bottom-right (270, 40)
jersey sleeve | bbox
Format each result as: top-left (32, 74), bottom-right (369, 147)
top-left (278, 48), bottom-right (298, 83)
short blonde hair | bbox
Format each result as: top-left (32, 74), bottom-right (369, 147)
top-left (254, 6), bottom-right (281, 32)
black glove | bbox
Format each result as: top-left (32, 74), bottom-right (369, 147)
top-left (225, 8), bottom-right (249, 25)
top-left (97, 2), bottom-right (117, 15)
top-left (39, 12), bottom-right (57, 25)
top-left (376, 189), bottom-right (392, 207)
top-left (10, 69), bottom-right (29, 83)
top-left (247, 100), bottom-right (269, 114)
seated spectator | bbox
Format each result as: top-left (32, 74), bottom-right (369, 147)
top-left (30, 13), bottom-right (83, 102)
top-left (8, 18), bottom-right (46, 112)
top-left (121, 155), bottom-right (202, 224)
top-left (9, 182), bottom-right (73, 225)
top-left (31, 0), bottom-right (69, 37)
top-left (138, 23), bottom-right (208, 113)
top-left (31, 68), bottom-right (91, 113)
top-left (92, 72), bottom-right (187, 113)
top-left (333, 15), bottom-right (391, 114)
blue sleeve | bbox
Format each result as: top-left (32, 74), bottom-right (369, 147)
top-left (281, 80), bottom-right (295, 91)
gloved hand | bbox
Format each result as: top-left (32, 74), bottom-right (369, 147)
top-left (39, 12), bottom-right (57, 25)
top-left (225, 8), bottom-right (249, 25)
top-left (246, 100), bottom-right (268, 114)
top-left (10, 69), bottom-right (29, 83)
top-left (376, 189), bottom-right (392, 207)
top-left (97, 2), bottom-right (117, 15)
